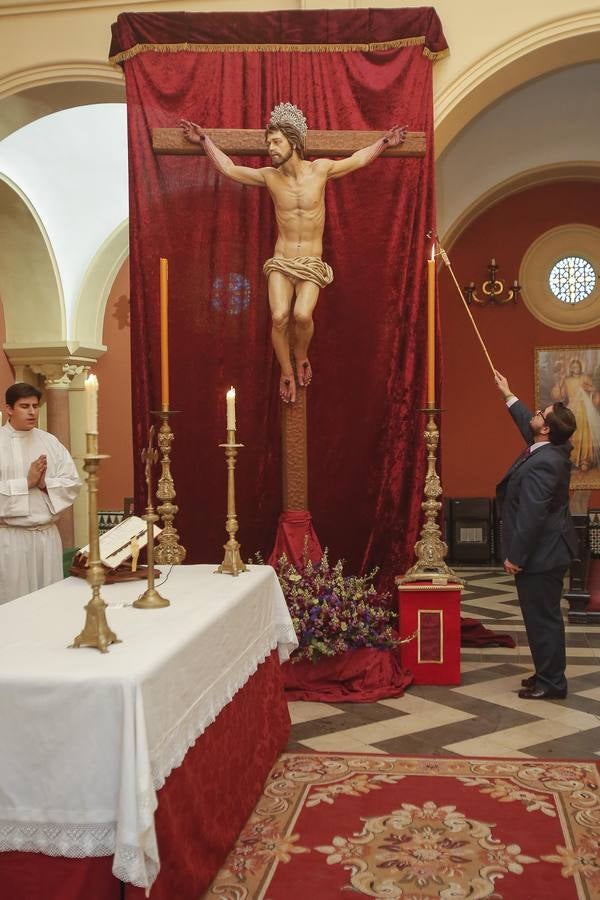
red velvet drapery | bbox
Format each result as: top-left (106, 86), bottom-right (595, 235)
top-left (110, 9), bottom-right (447, 579)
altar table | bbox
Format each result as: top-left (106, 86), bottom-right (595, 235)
top-left (0, 564), bottom-right (297, 898)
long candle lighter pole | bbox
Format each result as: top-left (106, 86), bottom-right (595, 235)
top-left (437, 245), bottom-right (496, 377)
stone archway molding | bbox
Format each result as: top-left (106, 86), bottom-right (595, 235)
top-left (73, 218), bottom-right (129, 353)
top-left (0, 172), bottom-right (66, 347)
top-left (0, 61), bottom-right (123, 101)
top-left (0, 175), bottom-right (107, 379)
top-left (435, 12), bottom-right (600, 155)
top-left (440, 161), bottom-right (600, 251)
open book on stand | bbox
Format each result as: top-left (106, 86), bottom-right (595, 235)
top-left (70, 516), bottom-right (162, 582)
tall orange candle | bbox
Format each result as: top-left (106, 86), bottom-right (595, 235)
top-left (427, 247), bottom-right (436, 407)
top-left (160, 257), bottom-right (169, 411)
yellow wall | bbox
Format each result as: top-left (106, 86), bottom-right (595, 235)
top-left (2, 0), bottom-right (599, 154)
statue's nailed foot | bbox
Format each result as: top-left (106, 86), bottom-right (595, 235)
top-left (280, 373), bottom-right (296, 404)
top-left (296, 358), bottom-right (312, 387)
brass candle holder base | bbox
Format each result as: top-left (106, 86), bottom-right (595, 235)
top-left (400, 407), bottom-right (462, 586)
top-left (216, 430), bottom-right (247, 577)
top-left (70, 434), bottom-right (121, 653)
top-left (70, 597), bottom-right (121, 653)
top-left (133, 587), bottom-right (169, 609)
top-left (217, 537), bottom-right (247, 577)
top-left (133, 431), bottom-right (170, 608)
top-left (152, 409), bottom-right (186, 565)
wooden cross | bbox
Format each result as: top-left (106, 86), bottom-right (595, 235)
top-left (153, 127), bottom-right (426, 513)
top-left (153, 128), bottom-right (425, 158)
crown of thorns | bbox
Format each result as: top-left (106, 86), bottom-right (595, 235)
top-left (267, 103), bottom-right (308, 140)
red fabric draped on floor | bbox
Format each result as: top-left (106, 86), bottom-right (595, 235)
top-left (0, 651), bottom-right (289, 900)
top-left (283, 647), bottom-right (413, 702)
top-left (109, 8), bottom-right (448, 581)
top-left (461, 616), bottom-right (517, 647)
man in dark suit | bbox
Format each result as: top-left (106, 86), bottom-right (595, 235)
top-left (495, 370), bottom-right (577, 700)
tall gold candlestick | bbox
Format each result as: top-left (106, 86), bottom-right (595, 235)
top-left (134, 425), bottom-right (169, 608)
top-left (400, 410), bottom-right (462, 585)
top-left (153, 410), bottom-right (186, 565)
top-left (216, 428), bottom-right (247, 576)
top-left (70, 433), bottom-right (120, 652)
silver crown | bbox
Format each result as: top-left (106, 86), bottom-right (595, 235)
top-left (267, 103), bottom-right (308, 140)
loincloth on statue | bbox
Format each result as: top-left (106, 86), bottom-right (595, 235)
top-left (263, 256), bottom-right (334, 288)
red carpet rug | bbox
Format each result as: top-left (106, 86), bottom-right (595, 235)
top-left (204, 752), bottom-right (600, 898)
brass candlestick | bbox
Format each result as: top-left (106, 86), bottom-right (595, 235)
top-left (134, 425), bottom-right (170, 608)
top-left (70, 433), bottom-right (121, 652)
top-left (216, 429), bottom-right (247, 576)
top-left (153, 410), bottom-right (186, 565)
top-left (401, 408), bottom-right (462, 585)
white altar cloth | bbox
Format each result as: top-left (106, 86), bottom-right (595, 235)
top-left (0, 564), bottom-right (297, 890)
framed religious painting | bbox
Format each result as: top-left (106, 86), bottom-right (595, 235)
top-left (535, 345), bottom-right (600, 489)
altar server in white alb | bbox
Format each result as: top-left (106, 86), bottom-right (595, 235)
top-left (0, 382), bottom-right (81, 604)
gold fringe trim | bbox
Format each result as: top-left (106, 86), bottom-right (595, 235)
top-left (423, 46), bottom-right (449, 62)
top-left (109, 34), bottom-right (445, 66)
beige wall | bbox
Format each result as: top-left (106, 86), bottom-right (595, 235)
top-left (94, 257), bottom-right (133, 512)
top-left (0, 301), bottom-right (14, 410)
top-left (2, 0), bottom-right (599, 155)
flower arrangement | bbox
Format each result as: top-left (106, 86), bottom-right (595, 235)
top-left (276, 551), bottom-right (397, 663)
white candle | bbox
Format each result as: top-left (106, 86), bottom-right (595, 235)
top-left (226, 386), bottom-right (236, 432)
top-left (85, 374), bottom-right (99, 434)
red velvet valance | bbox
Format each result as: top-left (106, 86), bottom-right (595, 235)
top-left (109, 8), bottom-right (448, 63)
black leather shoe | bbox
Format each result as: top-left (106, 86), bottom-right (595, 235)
top-left (521, 674), bottom-right (536, 688)
top-left (518, 686), bottom-right (567, 700)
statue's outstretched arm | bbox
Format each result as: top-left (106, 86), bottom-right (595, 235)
top-left (326, 124), bottom-right (407, 180)
top-left (179, 119), bottom-right (267, 186)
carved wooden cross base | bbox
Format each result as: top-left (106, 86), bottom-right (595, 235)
top-left (281, 381), bottom-right (308, 511)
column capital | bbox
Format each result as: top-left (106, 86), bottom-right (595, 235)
top-left (30, 361), bottom-right (87, 388)
top-left (3, 343), bottom-right (104, 389)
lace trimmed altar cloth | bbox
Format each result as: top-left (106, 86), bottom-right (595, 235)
top-left (0, 565), bottom-right (297, 891)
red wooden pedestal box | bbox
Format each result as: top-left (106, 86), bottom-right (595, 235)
top-left (398, 582), bottom-right (463, 685)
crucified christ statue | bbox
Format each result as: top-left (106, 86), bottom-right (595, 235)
top-left (180, 103), bottom-right (406, 404)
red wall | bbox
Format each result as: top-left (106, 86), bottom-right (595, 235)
top-left (95, 259), bottom-right (134, 509)
top-left (440, 181), bottom-right (600, 505)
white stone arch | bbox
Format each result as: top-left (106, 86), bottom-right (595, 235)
top-left (0, 61), bottom-right (123, 100)
top-left (0, 63), bottom-right (124, 140)
top-left (435, 11), bottom-right (600, 155)
top-left (0, 173), bottom-right (65, 346)
top-left (441, 162), bottom-right (600, 250)
top-left (73, 219), bottom-right (129, 352)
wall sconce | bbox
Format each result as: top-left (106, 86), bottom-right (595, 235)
top-left (464, 259), bottom-right (521, 306)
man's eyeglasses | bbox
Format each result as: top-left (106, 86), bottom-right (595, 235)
top-left (536, 409), bottom-right (547, 423)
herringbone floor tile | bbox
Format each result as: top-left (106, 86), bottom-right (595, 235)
top-left (288, 568), bottom-right (600, 759)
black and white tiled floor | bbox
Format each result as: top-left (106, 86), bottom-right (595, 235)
top-left (287, 568), bottom-right (600, 760)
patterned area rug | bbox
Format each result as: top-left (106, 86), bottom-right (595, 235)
top-left (204, 753), bottom-right (600, 899)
